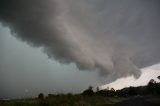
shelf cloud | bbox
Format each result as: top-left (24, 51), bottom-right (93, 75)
top-left (0, 0), bottom-right (160, 82)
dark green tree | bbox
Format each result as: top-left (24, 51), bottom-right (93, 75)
top-left (82, 85), bottom-right (94, 96)
top-left (147, 79), bottom-right (156, 94)
top-left (111, 88), bottom-right (115, 92)
top-left (38, 93), bottom-right (44, 99)
top-left (88, 85), bottom-right (93, 90)
top-left (96, 87), bottom-right (100, 92)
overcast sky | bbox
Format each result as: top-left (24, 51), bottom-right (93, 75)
top-left (0, 0), bottom-right (160, 98)
top-left (0, 24), bottom-right (103, 98)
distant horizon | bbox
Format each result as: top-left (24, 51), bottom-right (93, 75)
top-left (0, 62), bottom-right (160, 99)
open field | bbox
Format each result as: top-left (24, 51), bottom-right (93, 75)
top-left (0, 95), bottom-right (125, 106)
top-left (100, 96), bottom-right (160, 106)
top-left (1, 95), bottom-right (160, 106)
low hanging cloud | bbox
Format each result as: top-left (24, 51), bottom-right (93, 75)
top-left (0, 0), bottom-right (160, 82)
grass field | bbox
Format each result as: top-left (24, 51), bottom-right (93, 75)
top-left (145, 96), bottom-right (160, 104)
top-left (0, 95), bottom-right (125, 106)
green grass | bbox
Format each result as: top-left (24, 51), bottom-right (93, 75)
top-left (0, 95), bottom-right (125, 106)
top-left (145, 96), bottom-right (160, 104)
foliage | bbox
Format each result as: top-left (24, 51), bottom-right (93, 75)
top-left (1, 76), bottom-right (160, 106)
top-left (38, 93), bottom-right (44, 100)
top-left (82, 86), bottom-right (94, 96)
top-left (0, 95), bottom-right (124, 106)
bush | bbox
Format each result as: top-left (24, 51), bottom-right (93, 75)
top-left (82, 86), bottom-right (94, 96)
top-left (38, 93), bottom-right (44, 100)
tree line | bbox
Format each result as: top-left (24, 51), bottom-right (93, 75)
top-left (81, 76), bottom-right (160, 97)
top-left (38, 76), bottom-right (160, 100)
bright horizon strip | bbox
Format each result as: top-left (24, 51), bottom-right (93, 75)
top-left (101, 63), bottom-right (160, 90)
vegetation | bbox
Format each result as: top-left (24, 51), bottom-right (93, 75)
top-left (115, 78), bottom-right (160, 97)
top-left (0, 95), bottom-right (125, 106)
top-left (82, 86), bottom-right (94, 96)
top-left (38, 93), bottom-right (44, 100)
top-left (0, 76), bottom-right (160, 106)
top-left (146, 96), bottom-right (160, 104)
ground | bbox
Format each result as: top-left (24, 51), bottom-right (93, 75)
top-left (99, 96), bottom-right (160, 106)
top-left (0, 95), bottom-right (160, 106)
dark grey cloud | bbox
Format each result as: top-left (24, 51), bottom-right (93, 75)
top-left (0, 0), bottom-right (160, 82)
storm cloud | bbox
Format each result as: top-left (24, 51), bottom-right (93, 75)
top-left (0, 0), bottom-right (160, 82)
